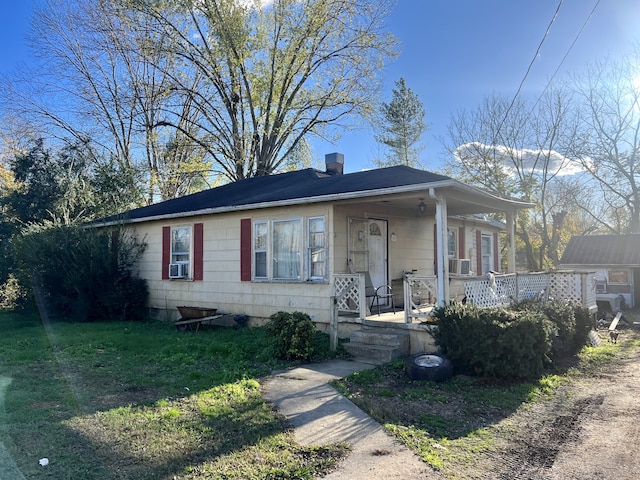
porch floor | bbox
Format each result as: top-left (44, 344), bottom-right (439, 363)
top-left (364, 310), bottom-right (406, 323)
top-left (363, 306), bottom-right (436, 324)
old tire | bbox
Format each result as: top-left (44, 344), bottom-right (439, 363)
top-left (406, 353), bottom-right (453, 382)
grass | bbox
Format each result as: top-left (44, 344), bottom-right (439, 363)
top-left (0, 310), bottom-right (347, 479)
top-left (4, 307), bottom-right (634, 479)
top-left (334, 328), bottom-right (640, 478)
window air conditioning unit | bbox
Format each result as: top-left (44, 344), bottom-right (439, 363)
top-left (169, 263), bottom-right (188, 279)
top-left (459, 258), bottom-right (471, 275)
top-left (449, 258), bottom-right (471, 276)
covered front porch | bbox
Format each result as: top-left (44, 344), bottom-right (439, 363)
top-left (330, 270), bottom-right (597, 361)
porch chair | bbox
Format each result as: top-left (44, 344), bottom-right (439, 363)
top-left (364, 271), bottom-right (396, 316)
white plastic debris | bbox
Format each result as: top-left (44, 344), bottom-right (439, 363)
top-left (39, 458), bottom-right (49, 466)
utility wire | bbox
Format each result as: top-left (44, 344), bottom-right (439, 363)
top-left (493, 0), bottom-right (563, 142)
top-left (528, 0), bottom-right (601, 116)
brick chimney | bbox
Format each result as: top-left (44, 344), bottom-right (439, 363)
top-left (325, 152), bottom-right (344, 175)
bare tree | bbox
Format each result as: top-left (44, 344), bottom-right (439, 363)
top-left (1, 0), bottom-right (210, 203)
top-left (570, 47), bottom-right (640, 233)
top-left (445, 88), bottom-right (597, 270)
top-left (130, 0), bottom-right (398, 181)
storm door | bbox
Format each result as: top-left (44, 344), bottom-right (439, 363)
top-left (348, 217), bottom-right (389, 305)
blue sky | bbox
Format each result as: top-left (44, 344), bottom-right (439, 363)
top-left (2, 1), bottom-right (640, 173)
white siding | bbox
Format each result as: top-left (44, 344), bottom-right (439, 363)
top-left (132, 205), bottom-right (333, 323)
top-left (131, 202), bottom-right (505, 323)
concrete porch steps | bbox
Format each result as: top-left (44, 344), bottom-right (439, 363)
top-left (343, 327), bottom-right (410, 364)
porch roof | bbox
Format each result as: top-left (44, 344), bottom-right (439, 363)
top-left (96, 165), bottom-right (535, 225)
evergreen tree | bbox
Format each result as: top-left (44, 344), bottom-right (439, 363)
top-left (374, 78), bottom-right (427, 167)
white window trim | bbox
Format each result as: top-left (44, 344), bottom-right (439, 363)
top-left (253, 220), bottom-right (269, 280)
top-left (171, 225), bottom-right (192, 279)
top-left (272, 218), bottom-right (302, 281)
top-left (447, 228), bottom-right (457, 259)
top-left (252, 216), bottom-right (327, 282)
top-left (307, 216), bottom-right (327, 282)
top-left (481, 233), bottom-right (493, 275)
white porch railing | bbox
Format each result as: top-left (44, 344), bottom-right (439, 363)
top-left (404, 274), bottom-right (438, 323)
top-left (462, 271), bottom-right (597, 312)
top-left (333, 273), bottom-right (367, 318)
top-left (333, 270), bottom-right (597, 323)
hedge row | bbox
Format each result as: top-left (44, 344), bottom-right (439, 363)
top-left (431, 301), bottom-right (593, 379)
top-left (13, 225), bottom-right (148, 322)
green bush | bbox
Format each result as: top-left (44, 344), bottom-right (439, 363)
top-left (432, 300), bottom-right (595, 379)
top-left (572, 305), bottom-right (594, 352)
top-left (265, 311), bottom-right (318, 360)
top-left (432, 303), bottom-right (553, 379)
top-left (13, 224), bottom-right (148, 322)
top-left (513, 300), bottom-right (592, 358)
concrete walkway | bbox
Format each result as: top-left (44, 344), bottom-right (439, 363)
top-left (262, 359), bottom-right (436, 479)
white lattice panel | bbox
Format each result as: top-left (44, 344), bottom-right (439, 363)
top-left (549, 271), bottom-right (583, 305)
top-left (334, 274), bottom-right (360, 313)
top-left (464, 274), bottom-right (515, 307)
top-left (517, 273), bottom-right (551, 301)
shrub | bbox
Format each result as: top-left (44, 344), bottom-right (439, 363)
top-left (0, 274), bottom-right (29, 309)
top-left (265, 311), bottom-right (318, 360)
top-left (432, 303), bottom-right (553, 379)
top-left (572, 305), bottom-right (594, 352)
top-left (513, 300), bottom-right (592, 357)
top-left (13, 224), bottom-right (148, 322)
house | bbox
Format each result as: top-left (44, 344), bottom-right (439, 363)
top-left (559, 234), bottom-right (640, 311)
top-left (97, 153), bottom-right (536, 353)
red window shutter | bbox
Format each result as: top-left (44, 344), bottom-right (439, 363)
top-left (162, 226), bottom-right (171, 280)
top-left (240, 219), bottom-right (252, 281)
top-left (476, 229), bottom-right (482, 275)
top-left (193, 223), bottom-right (204, 281)
top-left (458, 226), bottom-right (465, 259)
top-left (493, 232), bottom-right (499, 271)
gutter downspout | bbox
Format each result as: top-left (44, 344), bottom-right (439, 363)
top-left (430, 188), bottom-right (449, 307)
top-left (506, 210), bottom-right (517, 273)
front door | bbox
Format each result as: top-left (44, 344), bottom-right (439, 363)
top-left (348, 217), bottom-right (389, 305)
top-left (367, 219), bottom-right (388, 297)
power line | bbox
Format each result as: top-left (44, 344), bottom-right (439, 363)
top-left (494, 0), bottom-right (564, 142)
top-left (528, 0), bottom-right (601, 116)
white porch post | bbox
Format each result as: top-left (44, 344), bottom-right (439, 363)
top-left (432, 189), bottom-right (449, 307)
top-left (506, 210), bottom-right (517, 273)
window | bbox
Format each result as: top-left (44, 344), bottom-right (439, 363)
top-left (245, 216), bottom-right (326, 282)
top-left (608, 270), bottom-right (629, 284)
top-left (162, 223), bottom-right (204, 280)
top-left (447, 228), bottom-right (457, 259)
top-left (308, 217), bottom-right (326, 279)
top-left (273, 219), bottom-right (302, 280)
top-left (171, 227), bottom-right (191, 277)
top-left (254, 221), bottom-right (268, 278)
top-left (481, 233), bottom-right (493, 275)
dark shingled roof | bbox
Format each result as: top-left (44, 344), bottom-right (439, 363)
top-left (107, 165), bottom-right (451, 222)
top-left (560, 234), bottom-right (640, 267)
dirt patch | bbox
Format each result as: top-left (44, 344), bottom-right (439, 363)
top-left (489, 344), bottom-right (640, 480)
top-left (340, 328), bottom-right (640, 479)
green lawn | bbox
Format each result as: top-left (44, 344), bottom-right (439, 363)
top-left (0, 311), bottom-right (346, 479)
